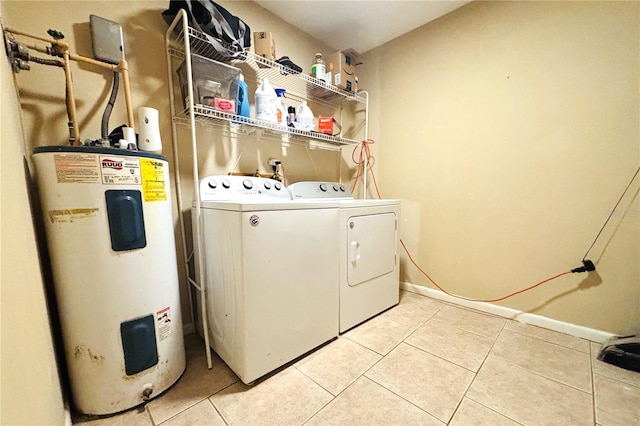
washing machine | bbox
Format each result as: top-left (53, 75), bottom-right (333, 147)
top-left (288, 182), bottom-right (400, 332)
top-left (192, 175), bottom-right (339, 384)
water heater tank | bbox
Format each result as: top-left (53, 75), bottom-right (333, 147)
top-left (33, 146), bottom-right (186, 415)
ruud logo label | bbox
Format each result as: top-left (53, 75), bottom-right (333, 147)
top-left (102, 158), bottom-right (123, 170)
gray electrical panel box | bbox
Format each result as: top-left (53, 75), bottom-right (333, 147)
top-left (90, 15), bottom-right (124, 65)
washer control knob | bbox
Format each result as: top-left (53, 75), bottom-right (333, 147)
top-left (332, 184), bottom-right (339, 192)
top-left (243, 179), bottom-right (253, 190)
top-left (274, 182), bottom-right (282, 191)
top-left (319, 183), bottom-right (327, 192)
top-left (208, 180), bottom-right (217, 189)
top-left (222, 179), bottom-right (231, 189)
top-left (264, 181), bottom-right (272, 190)
top-left (339, 184), bottom-right (346, 192)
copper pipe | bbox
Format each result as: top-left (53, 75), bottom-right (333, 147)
top-left (69, 52), bottom-right (118, 72)
top-left (3, 27), bottom-right (69, 49)
top-left (118, 59), bottom-right (135, 130)
top-left (13, 38), bottom-right (79, 144)
top-left (63, 51), bottom-right (80, 145)
top-left (18, 40), bottom-right (55, 57)
top-left (6, 27), bottom-right (135, 141)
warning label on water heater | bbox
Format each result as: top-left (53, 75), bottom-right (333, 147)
top-left (53, 153), bottom-right (101, 183)
top-left (100, 156), bottom-right (141, 185)
top-left (156, 306), bottom-right (172, 341)
top-left (141, 159), bottom-right (167, 202)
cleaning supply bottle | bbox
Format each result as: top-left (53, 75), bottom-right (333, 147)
top-left (236, 74), bottom-right (250, 119)
top-left (288, 106), bottom-right (296, 127)
top-left (274, 88), bottom-right (288, 128)
top-left (311, 53), bottom-right (326, 82)
top-left (254, 77), bottom-right (278, 123)
top-left (296, 101), bottom-right (314, 131)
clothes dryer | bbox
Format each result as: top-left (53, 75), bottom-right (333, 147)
top-left (288, 182), bottom-right (400, 332)
top-left (192, 176), bottom-right (339, 384)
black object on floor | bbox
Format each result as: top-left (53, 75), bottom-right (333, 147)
top-left (598, 334), bottom-right (640, 372)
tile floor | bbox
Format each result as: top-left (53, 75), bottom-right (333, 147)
top-left (73, 290), bottom-right (640, 426)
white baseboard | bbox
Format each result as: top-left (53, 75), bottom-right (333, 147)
top-left (401, 281), bottom-right (615, 343)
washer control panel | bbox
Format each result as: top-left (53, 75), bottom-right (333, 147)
top-left (288, 181), bottom-right (353, 200)
top-left (199, 175), bottom-right (289, 201)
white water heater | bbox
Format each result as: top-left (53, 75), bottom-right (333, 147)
top-left (33, 146), bottom-right (185, 415)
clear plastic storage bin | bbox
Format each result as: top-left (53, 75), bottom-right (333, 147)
top-left (177, 53), bottom-right (241, 113)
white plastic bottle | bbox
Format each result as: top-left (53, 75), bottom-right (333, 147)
top-left (254, 78), bottom-right (278, 123)
top-left (296, 101), bottom-right (314, 131)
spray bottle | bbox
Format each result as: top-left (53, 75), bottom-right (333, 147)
top-left (274, 88), bottom-right (288, 128)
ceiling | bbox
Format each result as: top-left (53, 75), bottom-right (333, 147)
top-left (253, 0), bottom-right (472, 54)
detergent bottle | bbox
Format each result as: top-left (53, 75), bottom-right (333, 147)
top-left (296, 101), bottom-right (314, 131)
top-left (236, 74), bottom-right (250, 119)
top-left (275, 88), bottom-right (288, 128)
top-left (254, 77), bottom-right (277, 123)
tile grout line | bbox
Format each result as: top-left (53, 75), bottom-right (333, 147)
top-left (589, 342), bottom-right (598, 425)
top-left (485, 325), bottom-right (596, 396)
top-left (154, 376), bottom-right (239, 426)
top-left (294, 334), bottom-right (394, 426)
top-left (501, 326), bottom-right (591, 354)
top-left (494, 354), bottom-right (595, 396)
top-left (428, 317), bottom-right (505, 341)
top-left (144, 405), bottom-right (155, 426)
top-left (344, 307), bottom-right (436, 358)
top-left (205, 397), bottom-right (231, 426)
top-left (154, 397), bottom-right (207, 424)
top-left (203, 379), bottom-right (242, 426)
top-left (358, 306), bottom-right (470, 424)
top-left (359, 375), bottom-right (448, 424)
top-left (298, 388), bottom-right (337, 426)
top-left (447, 315), bottom-right (510, 424)
top-left (463, 395), bottom-right (527, 426)
top-left (344, 304), bottom-right (450, 423)
top-left (402, 339), bottom-right (479, 374)
top-left (292, 363), bottom-right (340, 398)
top-left (433, 305), bottom-right (508, 340)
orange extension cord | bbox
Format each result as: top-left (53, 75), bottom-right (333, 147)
top-left (351, 139), bottom-right (574, 303)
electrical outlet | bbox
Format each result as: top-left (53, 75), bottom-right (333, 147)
top-left (268, 158), bottom-right (281, 166)
top-left (90, 15), bottom-right (124, 65)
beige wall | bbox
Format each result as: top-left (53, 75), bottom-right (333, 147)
top-left (361, 0), bottom-right (639, 335)
top-left (2, 7), bottom-right (637, 410)
top-left (0, 7), bottom-right (66, 425)
top-left (1, 0), bottom-right (352, 331)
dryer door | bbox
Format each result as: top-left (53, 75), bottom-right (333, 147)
top-left (347, 213), bottom-right (397, 287)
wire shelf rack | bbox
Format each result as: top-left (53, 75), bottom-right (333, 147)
top-left (172, 105), bottom-right (359, 148)
top-left (165, 9), bottom-right (369, 369)
top-left (167, 23), bottom-right (366, 109)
